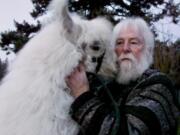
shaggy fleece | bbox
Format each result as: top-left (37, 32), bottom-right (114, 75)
top-left (0, 0), bottom-right (115, 135)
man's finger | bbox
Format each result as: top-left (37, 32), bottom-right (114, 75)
top-left (79, 63), bottom-right (85, 72)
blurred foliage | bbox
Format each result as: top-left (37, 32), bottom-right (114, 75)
top-left (0, 21), bottom-right (40, 53)
top-left (153, 41), bottom-right (180, 88)
top-left (31, 0), bottom-right (51, 19)
top-left (68, 0), bottom-right (180, 24)
top-left (0, 60), bottom-right (7, 81)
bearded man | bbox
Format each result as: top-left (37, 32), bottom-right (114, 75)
top-left (66, 17), bottom-right (179, 135)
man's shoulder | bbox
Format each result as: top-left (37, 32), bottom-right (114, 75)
top-left (126, 69), bottom-right (174, 101)
top-left (138, 69), bottom-right (173, 89)
top-left (135, 69), bottom-right (179, 107)
top-left (141, 69), bottom-right (161, 80)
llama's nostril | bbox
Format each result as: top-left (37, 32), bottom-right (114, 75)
top-left (92, 57), bottom-right (97, 63)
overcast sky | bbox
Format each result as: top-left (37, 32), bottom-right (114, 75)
top-left (0, 0), bottom-right (179, 61)
top-left (0, 0), bottom-right (34, 32)
top-left (0, 0), bottom-right (34, 61)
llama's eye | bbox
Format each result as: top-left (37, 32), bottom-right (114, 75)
top-left (90, 45), bottom-right (100, 51)
top-left (90, 41), bottom-right (101, 51)
top-left (92, 57), bottom-right (97, 63)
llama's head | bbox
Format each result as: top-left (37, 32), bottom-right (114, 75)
top-left (73, 16), bottom-right (115, 75)
top-left (47, 0), bottom-right (116, 77)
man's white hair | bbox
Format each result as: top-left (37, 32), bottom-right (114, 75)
top-left (111, 17), bottom-right (154, 65)
top-left (111, 17), bottom-right (155, 84)
top-left (0, 0), bottom-right (115, 135)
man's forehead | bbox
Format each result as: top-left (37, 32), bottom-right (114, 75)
top-left (117, 27), bottom-right (144, 41)
top-left (116, 35), bottom-right (144, 43)
top-left (117, 36), bottom-right (141, 40)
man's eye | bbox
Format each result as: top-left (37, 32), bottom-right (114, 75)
top-left (116, 41), bottom-right (123, 46)
top-left (131, 41), bottom-right (138, 45)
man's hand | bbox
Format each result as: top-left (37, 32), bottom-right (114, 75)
top-left (66, 63), bottom-right (89, 98)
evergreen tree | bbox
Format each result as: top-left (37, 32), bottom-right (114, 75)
top-left (68, 0), bottom-right (180, 24)
top-left (31, 0), bottom-right (51, 19)
top-left (0, 60), bottom-right (7, 81)
top-left (0, 21), bottom-right (40, 53)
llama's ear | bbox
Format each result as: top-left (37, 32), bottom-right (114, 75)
top-left (62, 6), bottom-right (74, 34)
top-left (62, 7), bottom-right (82, 43)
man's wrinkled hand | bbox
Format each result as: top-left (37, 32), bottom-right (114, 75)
top-left (66, 63), bottom-right (89, 98)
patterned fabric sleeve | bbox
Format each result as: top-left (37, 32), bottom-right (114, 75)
top-left (70, 91), bottom-right (114, 135)
top-left (125, 83), bottom-right (178, 135)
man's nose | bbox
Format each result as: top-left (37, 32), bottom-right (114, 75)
top-left (122, 42), bottom-right (131, 53)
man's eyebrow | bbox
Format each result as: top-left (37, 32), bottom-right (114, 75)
top-left (116, 38), bottom-right (123, 41)
top-left (129, 37), bottom-right (140, 40)
top-left (116, 38), bottom-right (122, 40)
top-left (129, 37), bottom-right (143, 42)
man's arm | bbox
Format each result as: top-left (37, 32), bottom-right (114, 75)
top-left (70, 91), bottom-right (114, 135)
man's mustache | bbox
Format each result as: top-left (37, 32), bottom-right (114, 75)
top-left (118, 53), bottom-right (136, 62)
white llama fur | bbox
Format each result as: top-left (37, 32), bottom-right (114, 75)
top-left (0, 0), bottom-right (115, 135)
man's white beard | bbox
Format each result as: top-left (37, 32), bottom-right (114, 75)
top-left (116, 52), bottom-right (150, 84)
